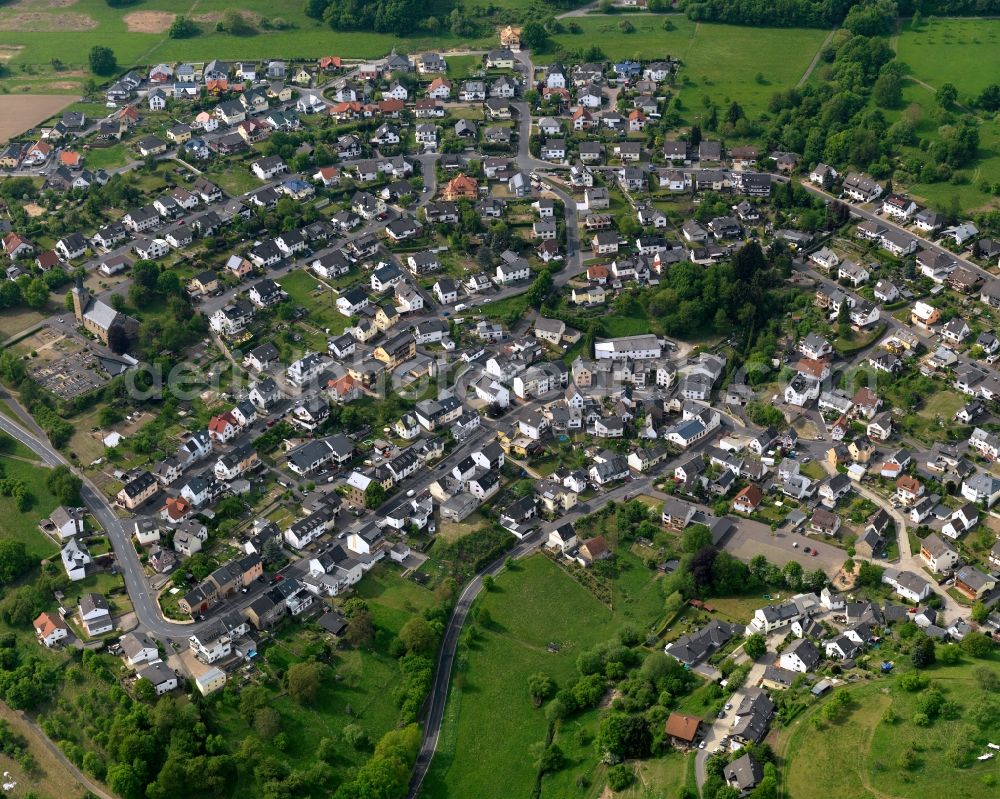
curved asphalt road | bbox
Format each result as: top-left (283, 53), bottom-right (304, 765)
top-left (405, 527), bottom-right (547, 798)
top-left (406, 477), bottom-right (648, 797)
top-left (0, 407), bottom-right (196, 639)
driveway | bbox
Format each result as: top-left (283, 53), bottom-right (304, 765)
top-left (694, 657), bottom-right (769, 787)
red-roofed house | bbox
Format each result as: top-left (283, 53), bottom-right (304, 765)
top-left (852, 387), bottom-right (881, 419)
top-left (59, 150), bottom-right (83, 169)
top-left (117, 105), bottom-right (140, 124)
top-left (665, 713), bottom-right (701, 746)
top-left (329, 101), bottom-right (362, 121)
top-left (208, 412), bottom-right (237, 443)
top-left (896, 475), bottom-right (924, 506)
top-left (572, 107), bottom-right (594, 129)
top-left (36, 250), bottom-right (60, 271)
top-left (23, 139), bottom-right (51, 164)
top-left (796, 358), bottom-right (831, 380)
top-left (443, 173), bottom-right (479, 201)
top-left (587, 264), bottom-right (609, 284)
top-left (575, 535), bottom-right (611, 566)
top-left (328, 373), bottom-right (360, 403)
top-left (428, 77), bottom-right (452, 100)
top-left (161, 496), bottom-right (191, 525)
top-left (379, 98), bottom-right (405, 117)
top-left (34, 612), bottom-right (68, 647)
top-left (628, 109), bottom-right (646, 132)
top-left (313, 166), bottom-right (341, 187)
top-left (2, 232), bottom-right (34, 257)
top-left (732, 484), bottom-right (763, 514)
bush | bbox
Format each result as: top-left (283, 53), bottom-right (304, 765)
top-left (607, 764), bottom-right (634, 791)
top-left (961, 632), bottom-right (994, 658)
top-left (88, 46), bottom-right (116, 76)
top-left (342, 723), bottom-right (368, 749)
top-left (168, 15), bottom-right (198, 38)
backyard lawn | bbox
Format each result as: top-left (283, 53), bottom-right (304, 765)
top-left (278, 269), bottom-right (354, 335)
top-left (421, 553), bottom-right (667, 799)
top-left (917, 390), bottom-right (966, 422)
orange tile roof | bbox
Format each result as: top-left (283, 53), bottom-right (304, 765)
top-left (796, 358), bottom-right (828, 379)
top-left (733, 484), bottom-right (763, 509)
top-left (34, 612), bottom-right (66, 639)
top-left (665, 712), bottom-right (700, 742)
top-left (163, 496), bottom-right (190, 521)
top-left (208, 412), bottom-right (236, 433)
top-left (444, 173), bottom-right (478, 198)
top-left (328, 374), bottom-right (356, 396)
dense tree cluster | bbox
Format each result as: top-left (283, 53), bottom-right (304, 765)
top-left (307, 0), bottom-right (455, 36)
top-left (128, 259), bottom-right (209, 362)
top-left (687, 0), bottom-right (1000, 29)
top-left (527, 631), bottom-right (699, 774)
top-left (640, 240), bottom-right (793, 345)
top-left (168, 15), bottom-right (199, 39)
top-left (0, 632), bottom-right (62, 710)
top-left (0, 540), bottom-right (32, 586)
top-left (88, 46), bottom-right (117, 76)
top-left (760, 33), bottom-right (980, 191)
top-left (686, 0), bottom-right (854, 27)
top-left (842, 0), bottom-right (897, 36)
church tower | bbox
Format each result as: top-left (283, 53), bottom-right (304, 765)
top-left (71, 274), bottom-right (89, 323)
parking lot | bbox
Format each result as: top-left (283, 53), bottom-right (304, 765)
top-left (724, 517), bottom-right (845, 576)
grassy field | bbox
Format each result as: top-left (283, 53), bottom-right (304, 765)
top-left (0, 0), bottom-right (493, 93)
top-left (783, 684), bottom-right (891, 799)
top-left (0, 432), bottom-right (63, 561)
top-left (782, 655), bottom-right (1000, 799)
top-left (84, 142), bottom-right (130, 170)
top-left (0, 703), bottom-right (91, 799)
top-left (422, 553), bottom-right (667, 799)
top-left (545, 16), bottom-right (829, 118)
top-left (896, 17), bottom-right (1000, 99)
top-left (890, 18), bottom-right (1000, 211)
top-left (437, 511), bottom-right (488, 543)
top-left (0, 306), bottom-right (48, 341)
